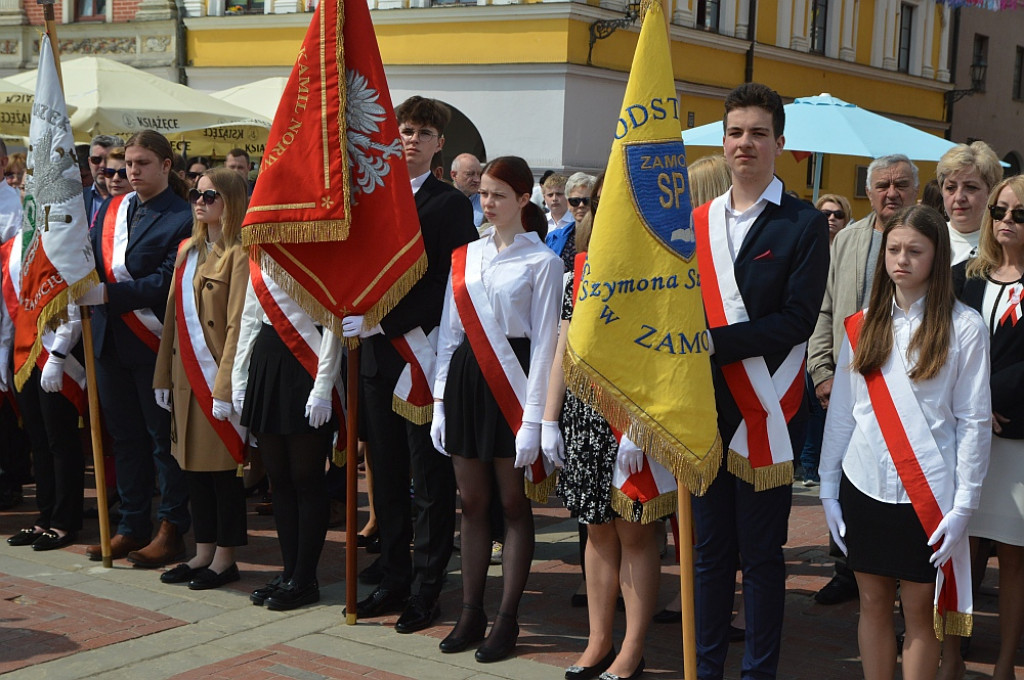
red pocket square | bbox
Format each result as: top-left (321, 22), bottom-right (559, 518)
top-left (753, 250), bottom-right (773, 261)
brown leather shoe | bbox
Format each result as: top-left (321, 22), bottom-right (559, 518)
top-left (126, 520), bottom-right (186, 568)
top-left (85, 533), bottom-right (148, 562)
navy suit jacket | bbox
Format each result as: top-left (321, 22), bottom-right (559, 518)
top-left (88, 187), bottom-right (193, 365)
top-left (707, 192), bottom-right (830, 447)
top-left (360, 174), bottom-right (477, 384)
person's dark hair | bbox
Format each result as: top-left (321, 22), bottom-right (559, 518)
top-left (921, 178), bottom-right (945, 218)
top-left (227, 148), bottom-right (250, 162)
top-left (75, 143), bottom-right (91, 172)
top-left (395, 96), bottom-right (452, 136)
top-left (483, 156), bottom-right (547, 238)
top-left (851, 204), bottom-right (954, 382)
top-left (125, 129), bottom-right (189, 199)
top-left (188, 155), bottom-right (212, 169)
top-left (539, 170), bottom-right (555, 186)
top-left (723, 82), bottom-right (785, 139)
top-left (172, 152), bottom-right (186, 174)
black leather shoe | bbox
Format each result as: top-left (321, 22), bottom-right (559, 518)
top-left (475, 611), bottom-right (519, 663)
top-left (188, 564), bottom-right (240, 590)
top-left (251, 575), bottom-right (285, 606)
top-left (814, 574), bottom-right (858, 605)
top-left (358, 558), bottom-right (383, 585)
top-left (652, 608), bottom-right (681, 624)
top-left (598, 657), bottom-right (645, 680)
top-left (356, 532), bottom-right (379, 548)
top-left (565, 647), bottom-right (616, 680)
top-left (161, 563), bottom-right (210, 584)
top-left (347, 587), bottom-right (409, 618)
top-left (266, 579), bottom-right (320, 611)
top-left (440, 604), bottom-right (487, 653)
top-left (365, 535), bottom-right (382, 554)
top-left (32, 530), bottom-right (75, 551)
top-left (7, 528), bottom-right (43, 547)
top-left (395, 595), bottom-right (440, 633)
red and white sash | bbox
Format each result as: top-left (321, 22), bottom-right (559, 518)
top-left (250, 261), bottom-right (346, 456)
top-left (845, 311), bottom-right (972, 637)
top-left (451, 242), bottom-right (555, 502)
top-left (390, 327), bottom-right (437, 425)
top-left (693, 199), bottom-right (804, 490)
top-left (100, 192), bottom-right (163, 353)
top-left (1, 236), bottom-right (86, 415)
top-left (175, 245), bottom-right (246, 464)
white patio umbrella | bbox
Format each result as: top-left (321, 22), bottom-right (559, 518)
top-left (681, 92), bottom-right (956, 201)
top-left (0, 79), bottom-right (76, 138)
top-left (212, 77), bottom-right (288, 123)
top-left (4, 57), bottom-right (271, 156)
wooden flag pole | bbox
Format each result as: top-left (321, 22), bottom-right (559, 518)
top-left (345, 347), bottom-right (360, 624)
top-left (678, 491), bottom-right (697, 680)
top-left (38, 0), bottom-right (112, 568)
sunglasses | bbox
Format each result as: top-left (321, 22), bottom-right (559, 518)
top-left (102, 167), bottom-right (127, 179)
top-left (89, 155), bottom-right (105, 165)
top-left (988, 205), bottom-right (1024, 224)
top-left (568, 197), bottom-right (591, 208)
top-left (821, 209), bottom-right (845, 220)
top-left (189, 188), bottom-right (220, 205)
top-left (186, 171), bottom-right (203, 180)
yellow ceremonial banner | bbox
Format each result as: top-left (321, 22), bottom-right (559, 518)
top-left (564, 0), bottom-right (721, 495)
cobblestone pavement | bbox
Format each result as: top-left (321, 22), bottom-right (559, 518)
top-left (0, 469), bottom-right (1018, 679)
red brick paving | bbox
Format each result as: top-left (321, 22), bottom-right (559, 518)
top-left (167, 644), bottom-right (407, 680)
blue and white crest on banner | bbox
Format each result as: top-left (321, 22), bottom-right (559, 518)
top-left (623, 140), bottom-right (695, 260)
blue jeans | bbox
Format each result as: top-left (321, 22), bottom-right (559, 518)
top-left (799, 372), bottom-right (824, 481)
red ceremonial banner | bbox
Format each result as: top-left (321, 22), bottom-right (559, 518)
top-left (242, 0), bottom-right (424, 339)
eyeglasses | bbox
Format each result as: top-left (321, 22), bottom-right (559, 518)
top-left (188, 188), bottom-right (220, 205)
top-left (186, 171), bottom-right (204, 181)
top-left (568, 197), bottom-right (591, 208)
top-left (398, 127), bottom-right (439, 141)
top-left (820, 209), bottom-right (846, 220)
top-left (102, 167), bottom-right (128, 179)
top-left (988, 204), bottom-right (1024, 224)
top-left (89, 155), bottom-right (105, 165)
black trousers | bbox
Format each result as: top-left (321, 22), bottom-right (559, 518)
top-left (0, 394), bottom-right (31, 496)
top-left (14, 368), bottom-right (84, 533)
top-left (186, 470), bottom-right (247, 547)
top-left (362, 371), bottom-right (455, 600)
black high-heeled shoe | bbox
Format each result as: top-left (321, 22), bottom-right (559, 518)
top-left (598, 657), bottom-right (645, 680)
top-left (475, 611), bottom-right (519, 663)
top-left (565, 646), bottom-right (616, 680)
top-left (439, 603), bottom-right (488, 653)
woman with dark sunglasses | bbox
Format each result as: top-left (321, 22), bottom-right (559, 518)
top-left (186, 158), bottom-right (211, 188)
top-left (102, 147), bottom-right (132, 198)
top-left (815, 193), bottom-right (852, 244)
top-left (152, 167), bottom-right (251, 590)
top-left (947, 175), bottom-right (1024, 680)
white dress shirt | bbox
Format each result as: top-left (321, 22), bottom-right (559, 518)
top-left (724, 176), bottom-right (783, 261)
top-left (0, 182), bottom-right (21, 243)
top-left (434, 228), bottom-right (563, 423)
top-left (819, 297), bottom-right (992, 510)
top-left (410, 171), bottom-right (431, 195)
top-left (546, 211), bottom-right (574, 234)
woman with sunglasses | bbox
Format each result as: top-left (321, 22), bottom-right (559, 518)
top-left (946, 176), bottom-right (1024, 680)
top-left (102, 148), bottom-right (132, 198)
top-left (937, 141), bottom-right (1003, 266)
top-left (815, 193), bottom-right (852, 244)
top-left (152, 168), bottom-right (251, 590)
top-left (186, 158), bottom-right (211, 188)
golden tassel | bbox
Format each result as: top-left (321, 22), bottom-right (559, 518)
top-left (242, 219), bottom-right (351, 246)
top-left (360, 252), bottom-right (428, 330)
top-left (236, 463), bottom-right (244, 478)
top-left (610, 488), bottom-right (679, 525)
top-left (332, 447), bottom-right (347, 467)
top-left (727, 452), bottom-right (794, 491)
top-left (391, 395), bottom-right (433, 425)
top-left (524, 471), bottom-right (558, 504)
top-left (934, 609), bottom-right (972, 641)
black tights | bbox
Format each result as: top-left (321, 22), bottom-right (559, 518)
top-left (256, 431), bottom-right (330, 586)
top-left (452, 456), bottom-right (534, 636)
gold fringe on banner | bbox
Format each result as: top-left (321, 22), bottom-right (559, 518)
top-left (78, 416), bottom-right (84, 428)
top-left (391, 395), bottom-right (433, 425)
top-left (13, 271), bottom-right (99, 392)
top-left (525, 471), bottom-right (558, 504)
top-left (563, 346), bottom-right (723, 497)
top-left (359, 251), bottom-right (428, 332)
top-left (611, 487), bottom-right (678, 525)
top-left (332, 447), bottom-right (347, 467)
top-left (242, 220), bottom-right (351, 246)
top-left (727, 451), bottom-right (794, 491)
top-left (639, 0), bottom-right (656, 20)
top-left (236, 463), bottom-right (244, 478)
top-left (934, 609), bottom-right (972, 641)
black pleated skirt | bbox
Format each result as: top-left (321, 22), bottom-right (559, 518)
top-left (444, 337), bottom-right (530, 461)
top-left (241, 322), bottom-right (337, 435)
top-left (840, 474), bottom-right (936, 583)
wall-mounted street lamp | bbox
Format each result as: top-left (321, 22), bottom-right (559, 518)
top-left (947, 60), bottom-right (988, 104)
top-left (588, 0), bottom-right (643, 66)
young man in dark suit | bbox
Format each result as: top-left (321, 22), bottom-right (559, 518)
top-left (691, 83), bottom-right (829, 680)
top-left (76, 130), bottom-right (193, 567)
top-left (342, 97), bottom-right (477, 632)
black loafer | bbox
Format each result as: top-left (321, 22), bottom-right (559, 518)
top-left (395, 595), bottom-right (440, 633)
top-left (566, 647), bottom-right (616, 680)
top-left (346, 586), bottom-right (408, 618)
top-left (32, 530), bottom-right (75, 551)
top-left (7, 528), bottom-right (43, 547)
top-left (251, 575), bottom-right (285, 606)
top-left (266, 579), bottom-right (320, 611)
top-left (188, 564), bottom-right (240, 590)
top-left (161, 563), bottom-right (210, 584)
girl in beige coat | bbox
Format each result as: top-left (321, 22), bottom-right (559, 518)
top-left (153, 168), bottom-right (250, 590)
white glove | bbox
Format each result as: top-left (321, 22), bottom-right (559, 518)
top-left (616, 435), bottom-right (644, 476)
top-left (232, 389), bottom-right (245, 415)
top-left (75, 282), bottom-right (106, 306)
top-left (514, 421), bottom-right (541, 468)
top-left (821, 498), bottom-right (848, 556)
top-left (430, 401), bottom-right (448, 455)
top-left (305, 394), bottom-right (332, 428)
top-left (154, 388), bottom-right (171, 412)
top-left (211, 398), bottom-right (232, 421)
top-left (928, 506), bottom-right (972, 567)
top-left (0, 347), bottom-right (10, 392)
top-left (341, 315), bottom-right (382, 339)
top-left (39, 355), bottom-right (64, 393)
top-left (541, 420), bottom-right (564, 468)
